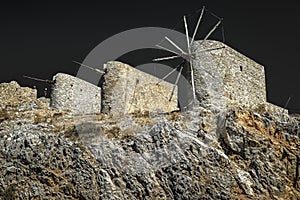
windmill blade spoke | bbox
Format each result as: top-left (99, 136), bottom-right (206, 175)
top-left (164, 36), bottom-right (186, 54)
top-left (183, 16), bottom-right (191, 55)
top-left (157, 63), bottom-right (182, 84)
top-left (189, 60), bottom-right (196, 101)
top-left (169, 66), bottom-right (183, 101)
top-left (156, 44), bottom-right (181, 57)
top-left (72, 60), bottom-right (104, 74)
top-left (174, 66), bottom-right (183, 85)
top-left (199, 46), bottom-right (225, 53)
top-left (190, 6), bottom-right (205, 46)
top-left (153, 55), bottom-right (181, 62)
top-left (201, 20), bottom-right (222, 43)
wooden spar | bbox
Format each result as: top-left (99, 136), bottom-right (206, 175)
top-left (199, 46), bottom-right (225, 52)
top-left (23, 75), bottom-right (55, 84)
top-left (169, 65), bottom-right (183, 101)
top-left (190, 6), bottom-right (205, 46)
top-left (164, 36), bottom-right (185, 54)
top-left (201, 20), bottom-right (222, 43)
top-left (184, 15), bottom-right (196, 101)
top-left (153, 55), bottom-right (180, 62)
top-left (284, 95), bottom-right (293, 109)
top-left (72, 60), bottom-right (104, 74)
top-left (184, 16), bottom-right (191, 55)
top-left (156, 44), bottom-right (182, 57)
top-left (157, 61), bottom-right (184, 84)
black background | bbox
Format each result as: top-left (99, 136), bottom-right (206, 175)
top-left (0, 1), bottom-right (299, 113)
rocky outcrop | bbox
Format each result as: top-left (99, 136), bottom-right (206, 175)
top-left (221, 109), bottom-right (300, 198)
top-left (0, 82), bottom-right (299, 199)
top-left (0, 81), bottom-right (37, 109)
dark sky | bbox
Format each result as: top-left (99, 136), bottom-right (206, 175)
top-left (0, 1), bottom-right (299, 113)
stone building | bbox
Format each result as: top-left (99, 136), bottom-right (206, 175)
top-left (50, 66), bottom-right (178, 116)
top-left (50, 40), bottom-right (287, 115)
top-left (50, 73), bottom-right (101, 114)
top-left (101, 61), bottom-right (178, 116)
top-left (193, 40), bottom-right (287, 114)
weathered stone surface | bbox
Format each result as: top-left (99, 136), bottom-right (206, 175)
top-left (50, 73), bottom-right (101, 114)
top-left (193, 40), bottom-right (288, 114)
top-left (0, 37), bottom-right (296, 200)
top-left (255, 102), bottom-right (288, 114)
top-left (1, 83), bottom-right (299, 199)
top-left (221, 108), bottom-right (300, 198)
top-left (36, 97), bottom-right (50, 109)
top-left (101, 61), bottom-right (178, 116)
top-left (0, 81), bottom-right (37, 109)
top-left (1, 81), bottom-right (299, 199)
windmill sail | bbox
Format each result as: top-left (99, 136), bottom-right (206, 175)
top-left (153, 7), bottom-right (225, 105)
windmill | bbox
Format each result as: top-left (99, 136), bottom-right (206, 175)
top-left (153, 6), bottom-right (225, 104)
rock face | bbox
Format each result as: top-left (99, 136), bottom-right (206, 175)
top-left (50, 73), bottom-right (101, 114)
top-left (0, 82), bottom-right (299, 199)
top-left (221, 109), bottom-right (300, 198)
top-left (101, 61), bottom-right (178, 116)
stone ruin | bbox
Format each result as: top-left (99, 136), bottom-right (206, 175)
top-left (194, 40), bottom-right (287, 114)
top-left (0, 81), bottom-right (50, 112)
top-left (50, 73), bottom-right (101, 114)
top-left (48, 40), bottom-right (287, 115)
top-left (0, 81), bottom-right (37, 109)
top-left (50, 62), bottom-right (178, 116)
top-left (101, 61), bottom-right (178, 116)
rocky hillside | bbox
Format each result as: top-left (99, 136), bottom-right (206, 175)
top-left (0, 81), bottom-right (299, 199)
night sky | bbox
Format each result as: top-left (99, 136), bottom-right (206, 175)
top-left (0, 1), bottom-right (299, 113)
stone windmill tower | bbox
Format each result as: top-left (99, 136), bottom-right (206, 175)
top-left (152, 6), bottom-right (287, 114)
top-left (48, 7), bottom-right (287, 115)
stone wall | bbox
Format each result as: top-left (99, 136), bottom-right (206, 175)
top-left (49, 40), bottom-right (287, 115)
top-left (50, 73), bottom-right (101, 114)
top-left (193, 40), bottom-right (287, 113)
top-left (101, 61), bottom-right (178, 116)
